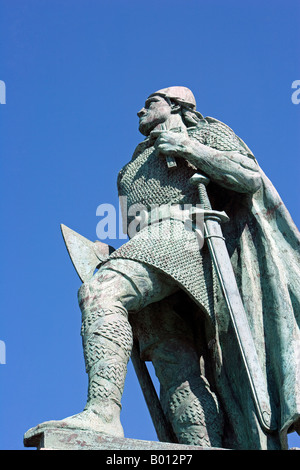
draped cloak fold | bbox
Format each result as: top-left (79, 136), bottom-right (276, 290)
top-left (109, 119), bottom-right (300, 449)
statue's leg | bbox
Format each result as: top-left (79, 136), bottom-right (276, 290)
top-left (33, 259), bottom-right (178, 436)
top-left (74, 278), bottom-right (132, 436)
top-left (136, 299), bottom-right (224, 447)
top-left (157, 345), bottom-right (224, 448)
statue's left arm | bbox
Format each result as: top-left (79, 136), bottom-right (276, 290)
top-left (155, 131), bottom-right (262, 194)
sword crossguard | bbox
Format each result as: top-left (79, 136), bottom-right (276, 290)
top-left (189, 207), bottom-right (229, 225)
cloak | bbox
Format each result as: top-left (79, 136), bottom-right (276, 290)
top-left (215, 165), bottom-right (300, 449)
top-left (110, 119), bottom-right (300, 449)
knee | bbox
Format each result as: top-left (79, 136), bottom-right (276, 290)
top-left (151, 339), bottom-right (200, 389)
top-left (78, 282), bottom-right (91, 310)
top-left (77, 267), bottom-right (132, 313)
top-left (78, 278), bottom-right (113, 311)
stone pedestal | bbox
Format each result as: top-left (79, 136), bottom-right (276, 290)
top-left (23, 426), bottom-right (225, 451)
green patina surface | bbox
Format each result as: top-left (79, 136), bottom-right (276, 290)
top-left (24, 86), bottom-right (300, 450)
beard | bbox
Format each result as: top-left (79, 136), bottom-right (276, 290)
top-left (138, 116), bottom-right (167, 136)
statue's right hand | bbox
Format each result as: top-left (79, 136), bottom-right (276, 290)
top-left (149, 129), bottom-right (166, 145)
top-left (152, 130), bottom-right (191, 160)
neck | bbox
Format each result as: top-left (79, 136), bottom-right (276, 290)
top-left (154, 114), bottom-right (187, 133)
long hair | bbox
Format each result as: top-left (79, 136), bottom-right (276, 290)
top-left (165, 96), bottom-right (204, 127)
top-left (181, 106), bottom-right (204, 127)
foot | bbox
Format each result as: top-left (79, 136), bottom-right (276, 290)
top-left (24, 403), bottom-right (124, 440)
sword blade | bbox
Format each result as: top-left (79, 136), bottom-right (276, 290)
top-left (204, 216), bottom-right (276, 432)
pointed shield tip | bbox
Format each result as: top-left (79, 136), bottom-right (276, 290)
top-left (60, 223), bottom-right (69, 241)
top-left (59, 224), bottom-right (116, 283)
top-left (59, 224), bottom-right (99, 283)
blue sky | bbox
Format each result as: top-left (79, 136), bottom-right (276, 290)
top-left (0, 0), bottom-right (299, 450)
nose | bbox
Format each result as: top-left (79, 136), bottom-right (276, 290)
top-left (137, 108), bottom-right (146, 118)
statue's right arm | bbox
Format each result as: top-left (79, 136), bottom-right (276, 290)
top-left (186, 141), bottom-right (262, 194)
top-left (154, 130), bottom-right (262, 195)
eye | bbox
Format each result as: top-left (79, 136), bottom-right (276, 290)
top-left (145, 98), bottom-right (159, 109)
top-left (145, 100), bottom-right (153, 109)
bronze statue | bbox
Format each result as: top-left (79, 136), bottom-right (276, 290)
top-left (24, 86), bottom-right (300, 450)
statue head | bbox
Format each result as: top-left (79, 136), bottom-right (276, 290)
top-left (137, 86), bottom-right (203, 136)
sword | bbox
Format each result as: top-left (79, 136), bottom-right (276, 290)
top-left (190, 173), bottom-right (276, 433)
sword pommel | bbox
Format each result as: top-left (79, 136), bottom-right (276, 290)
top-left (190, 173), bottom-right (210, 187)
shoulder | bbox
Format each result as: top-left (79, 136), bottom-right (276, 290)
top-left (188, 117), bottom-right (255, 158)
top-left (117, 139), bottom-right (151, 187)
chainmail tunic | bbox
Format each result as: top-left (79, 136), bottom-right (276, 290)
top-left (109, 118), bottom-right (249, 324)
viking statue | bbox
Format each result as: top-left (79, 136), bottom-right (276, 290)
top-left (25, 86), bottom-right (300, 450)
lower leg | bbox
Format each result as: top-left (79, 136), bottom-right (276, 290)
top-left (160, 374), bottom-right (224, 447)
top-left (77, 286), bottom-right (133, 435)
top-left (152, 340), bottom-right (224, 447)
top-left (32, 274), bottom-right (134, 436)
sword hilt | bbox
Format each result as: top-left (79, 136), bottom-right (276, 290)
top-left (190, 173), bottom-right (229, 225)
top-left (190, 173), bottom-right (211, 210)
top-left (165, 155), bottom-right (177, 169)
top-left (150, 126), bottom-right (189, 170)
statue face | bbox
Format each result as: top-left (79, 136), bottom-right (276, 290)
top-left (137, 95), bottom-right (172, 136)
